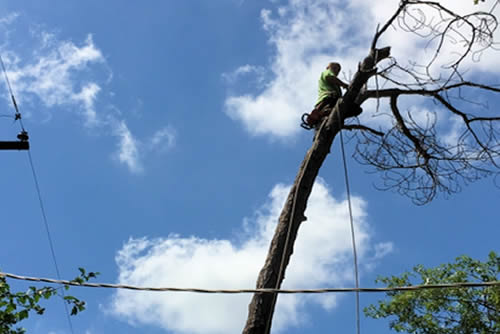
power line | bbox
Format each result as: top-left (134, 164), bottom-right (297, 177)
top-left (1, 53), bottom-right (75, 334)
top-left (0, 55), bottom-right (25, 131)
top-left (25, 150), bottom-right (74, 334)
top-left (1, 272), bottom-right (499, 294)
top-left (25, 133), bottom-right (74, 334)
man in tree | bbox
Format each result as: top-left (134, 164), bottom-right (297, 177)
top-left (317, 62), bottom-right (348, 106)
top-left (305, 62), bottom-right (361, 129)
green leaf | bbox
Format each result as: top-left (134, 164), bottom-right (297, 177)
top-left (17, 310), bottom-right (29, 321)
top-left (5, 303), bottom-right (16, 313)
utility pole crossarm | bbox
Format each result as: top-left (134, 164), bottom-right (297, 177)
top-left (0, 141), bottom-right (29, 150)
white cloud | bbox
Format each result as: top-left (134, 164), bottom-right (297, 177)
top-left (0, 12), bottom-right (19, 25)
top-left (72, 82), bottom-right (101, 126)
top-left (0, 17), bottom-right (176, 173)
top-left (3, 34), bottom-right (104, 125)
top-left (224, 0), bottom-right (500, 139)
top-left (361, 0), bottom-right (500, 74)
top-left (110, 179), bottom-right (392, 334)
top-left (373, 241), bottom-right (394, 260)
top-left (113, 120), bottom-right (143, 174)
top-left (441, 114), bottom-right (466, 148)
top-left (224, 0), bottom-right (365, 139)
top-left (109, 120), bottom-right (177, 173)
top-left (149, 126), bottom-right (176, 152)
top-left (221, 64), bottom-right (265, 84)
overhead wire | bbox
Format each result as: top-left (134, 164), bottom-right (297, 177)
top-left (1, 271), bottom-right (499, 293)
top-left (0, 55), bottom-right (25, 132)
top-left (0, 54), bottom-right (75, 334)
top-left (26, 150), bottom-right (74, 334)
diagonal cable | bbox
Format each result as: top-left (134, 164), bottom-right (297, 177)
top-left (0, 55), bottom-right (25, 131)
top-left (26, 150), bottom-right (74, 334)
top-left (1, 53), bottom-right (75, 334)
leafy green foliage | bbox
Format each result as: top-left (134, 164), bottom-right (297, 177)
top-left (0, 269), bottom-right (99, 334)
top-left (365, 252), bottom-right (499, 333)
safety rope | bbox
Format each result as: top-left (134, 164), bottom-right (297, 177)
top-left (264, 141), bottom-right (313, 334)
top-left (339, 129), bottom-right (361, 334)
top-left (265, 94), bottom-right (362, 333)
top-left (265, 99), bottom-right (361, 333)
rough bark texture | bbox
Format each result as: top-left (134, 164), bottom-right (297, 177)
top-left (241, 46), bottom-right (390, 334)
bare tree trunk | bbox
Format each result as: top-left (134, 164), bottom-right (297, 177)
top-left (242, 46), bottom-right (390, 334)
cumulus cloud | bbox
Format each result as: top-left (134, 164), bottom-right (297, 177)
top-left (224, 0), bottom-right (365, 138)
top-left (224, 0), bottom-right (500, 139)
top-left (110, 179), bottom-right (392, 334)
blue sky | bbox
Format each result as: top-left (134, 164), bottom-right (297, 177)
top-left (1, 1), bottom-right (499, 334)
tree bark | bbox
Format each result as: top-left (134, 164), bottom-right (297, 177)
top-left (241, 46), bottom-right (390, 334)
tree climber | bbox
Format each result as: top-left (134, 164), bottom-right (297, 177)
top-left (302, 62), bottom-right (362, 130)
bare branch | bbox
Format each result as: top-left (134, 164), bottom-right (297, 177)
top-left (343, 124), bottom-right (385, 137)
top-left (372, 0), bottom-right (409, 49)
top-left (358, 82), bottom-right (500, 103)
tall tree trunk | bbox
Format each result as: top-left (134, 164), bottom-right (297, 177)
top-left (242, 46), bottom-right (390, 334)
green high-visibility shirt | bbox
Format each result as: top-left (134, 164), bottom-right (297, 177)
top-left (316, 68), bottom-right (342, 106)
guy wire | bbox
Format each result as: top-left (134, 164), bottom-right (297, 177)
top-left (1, 53), bottom-right (74, 334)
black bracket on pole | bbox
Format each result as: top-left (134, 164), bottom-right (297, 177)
top-left (0, 131), bottom-right (29, 150)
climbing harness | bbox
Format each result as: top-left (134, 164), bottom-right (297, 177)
top-left (300, 109), bottom-right (321, 130)
top-left (0, 55), bottom-right (29, 150)
top-left (300, 113), bottom-right (314, 130)
top-left (301, 95), bottom-right (339, 130)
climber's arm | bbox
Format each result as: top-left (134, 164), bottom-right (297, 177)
top-left (326, 75), bottom-right (349, 89)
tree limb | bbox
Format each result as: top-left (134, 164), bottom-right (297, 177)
top-left (343, 124), bottom-right (385, 137)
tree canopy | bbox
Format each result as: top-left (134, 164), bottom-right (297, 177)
top-left (365, 252), bottom-right (499, 333)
